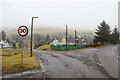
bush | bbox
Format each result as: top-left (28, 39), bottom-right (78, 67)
top-left (87, 44), bottom-right (99, 47)
top-left (34, 44), bottom-right (41, 49)
top-left (12, 42), bottom-right (16, 49)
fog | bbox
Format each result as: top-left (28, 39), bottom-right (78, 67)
top-left (1, 0), bottom-right (118, 32)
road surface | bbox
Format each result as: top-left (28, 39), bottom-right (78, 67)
top-left (97, 45), bottom-right (118, 78)
top-left (3, 45), bottom-right (119, 78)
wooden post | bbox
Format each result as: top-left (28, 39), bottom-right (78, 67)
top-left (66, 25), bottom-right (68, 50)
top-left (30, 17), bottom-right (33, 57)
top-left (75, 30), bottom-right (76, 49)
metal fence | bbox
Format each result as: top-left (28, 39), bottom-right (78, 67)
top-left (50, 45), bottom-right (88, 51)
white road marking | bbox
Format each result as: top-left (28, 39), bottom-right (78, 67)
top-left (112, 46), bottom-right (120, 59)
top-left (112, 52), bottom-right (115, 54)
top-left (112, 47), bottom-right (115, 54)
top-left (96, 63), bottom-right (103, 67)
top-left (117, 56), bottom-right (120, 59)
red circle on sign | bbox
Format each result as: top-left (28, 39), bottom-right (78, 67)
top-left (18, 26), bottom-right (28, 36)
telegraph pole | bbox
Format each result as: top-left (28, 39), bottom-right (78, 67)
top-left (30, 17), bottom-right (33, 57)
top-left (66, 25), bottom-right (68, 51)
top-left (75, 30), bottom-right (76, 49)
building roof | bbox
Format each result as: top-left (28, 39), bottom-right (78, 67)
top-left (50, 38), bottom-right (60, 45)
top-left (60, 36), bottom-right (85, 44)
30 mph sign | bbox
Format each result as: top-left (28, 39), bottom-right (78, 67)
top-left (18, 26), bottom-right (28, 36)
top-left (18, 25), bottom-right (28, 65)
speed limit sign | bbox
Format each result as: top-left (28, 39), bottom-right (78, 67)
top-left (18, 25), bottom-right (28, 36)
top-left (18, 25), bottom-right (28, 65)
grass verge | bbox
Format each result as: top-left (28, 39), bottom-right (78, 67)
top-left (36, 45), bottom-right (50, 50)
top-left (1, 49), bottom-right (40, 75)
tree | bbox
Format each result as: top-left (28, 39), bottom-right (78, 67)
top-left (33, 33), bottom-right (43, 48)
top-left (110, 26), bottom-right (119, 44)
top-left (34, 33), bottom-right (42, 42)
top-left (13, 42), bottom-right (16, 49)
top-left (94, 21), bottom-right (111, 44)
top-left (45, 35), bottom-right (50, 45)
top-left (0, 30), bottom-right (6, 41)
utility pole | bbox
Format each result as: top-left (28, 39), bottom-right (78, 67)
top-left (75, 30), bottom-right (76, 49)
top-left (66, 25), bottom-right (67, 51)
top-left (30, 17), bottom-right (33, 57)
top-left (30, 17), bottom-right (39, 57)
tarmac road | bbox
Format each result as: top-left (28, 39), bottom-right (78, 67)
top-left (97, 45), bottom-right (119, 78)
top-left (32, 45), bottom-right (118, 78)
top-left (34, 50), bottom-right (104, 78)
top-left (3, 45), bottom-right (119, 78)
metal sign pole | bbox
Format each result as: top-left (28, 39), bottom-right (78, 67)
top-left (21, 37), bottom-right (24, 65)
top-left (18, 25), bottom-right (28, 65)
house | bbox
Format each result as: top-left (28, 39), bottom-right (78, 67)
top-left (0, 40), bottom-right (10, 48)
top-left (50, 38), bottom-right (60, 45)
top-left (60, 36), bottom-right (88, 45)
top-left (60, 37), bottom-right (66, 45)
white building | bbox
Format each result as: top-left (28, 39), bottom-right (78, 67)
top-left (0, 40), bottom-right (10, 48)
top-left (50, 38), bottom-right (60, 45)
top-left (60, 37), bottom-right (66, 45)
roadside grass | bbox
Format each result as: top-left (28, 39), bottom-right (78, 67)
top-left (0, 49), bottom-right (2, 72)
top-left (1, 49), bottom-right (40, 75)
top-left (36, 45), bottom-right (50, 50)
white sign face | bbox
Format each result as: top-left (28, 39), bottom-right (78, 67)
top-left (18, 26), bottom-right (28, 36)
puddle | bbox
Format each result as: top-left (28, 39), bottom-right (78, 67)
top-left (2, 69), bottom-right (42, 78)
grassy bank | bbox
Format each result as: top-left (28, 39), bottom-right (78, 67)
top-left (1, 49), bottom-right (40, 75)
top-left (36, 45), bottom-right (50, 50)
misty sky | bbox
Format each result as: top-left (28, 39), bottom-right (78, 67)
top-left (1, 0), bottom-right (118, 32)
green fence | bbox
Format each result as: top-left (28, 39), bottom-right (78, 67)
top-left (50, 45), bottom-right (88, 51)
